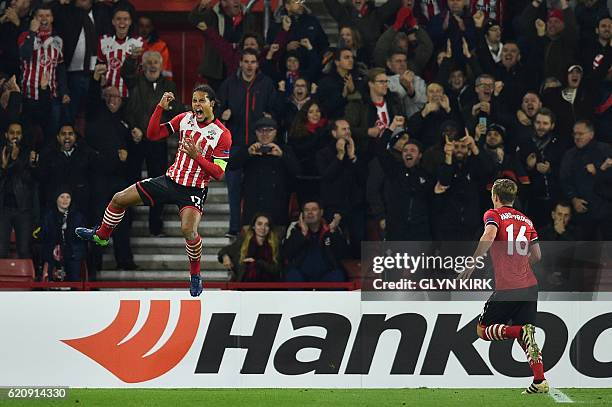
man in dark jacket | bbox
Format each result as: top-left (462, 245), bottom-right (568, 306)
top-left (283, 200), bottom-right (348, 283)
top-left (217, 48), bottom-right (281, 237)
top-left (407, 82), bottom-right (457, 149)
top-left (322, 0), bottom-right (400, 60)
top-left (316, 118), bottom-right (365, 257)
top-left (560, 120), bottom-right (612, 240)
top-left (122, 50), bottom-right (181, 235)
top-left (0, 122), bottom-right (36, 258)
top-left (375, 130), bottom-right (433, 241)
top-left (37, 123), bottom-right (98, 218)
top-left (85, 83), bottom-right (136, 272)
top-left (542, 57), bottom-right (611, 149)
top-left (515, 108), bottom-right (565, 228)
top-left (317, 47), bottom-right (363, 120)
top-left (345, 67), bottom-right (404, 156)
top-left (435, 128), bottom-right (495, 240)
top-left (461, 73), bottom-right (510, 134)
top-left (228, 117), bottom-right (300, 229)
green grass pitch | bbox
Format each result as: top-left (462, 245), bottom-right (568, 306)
top-left (1, 388), bottom-right (611, 406)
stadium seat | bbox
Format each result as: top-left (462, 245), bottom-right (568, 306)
top-left (0, 259), bottom-right (35, 289)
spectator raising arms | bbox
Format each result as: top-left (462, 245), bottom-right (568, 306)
top-left (97, 6), bottom-right (143, 98)
top-left (283, 200), bottom-right (348, 284)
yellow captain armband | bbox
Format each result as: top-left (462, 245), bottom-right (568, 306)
top-left (213, 158), bottom-right (228, 171)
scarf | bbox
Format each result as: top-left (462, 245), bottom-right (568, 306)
top-left (305, 118), bottom-right (327, 134)
top-left (242, 237), bottom-right (273, 282)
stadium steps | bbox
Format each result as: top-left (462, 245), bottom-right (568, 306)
top-left (308, 0), bottom-right (339, 47)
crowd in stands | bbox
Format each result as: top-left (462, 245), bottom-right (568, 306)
top-left (0, 0), bottom-right (611, 286)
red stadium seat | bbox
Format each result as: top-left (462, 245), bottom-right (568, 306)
top-left (0, 259), bottom-right (35, 289)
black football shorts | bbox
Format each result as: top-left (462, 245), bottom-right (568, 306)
top-left (136, 175), bottom-right (208, 214)
top-left (478, 285), bottom-right (539, 326)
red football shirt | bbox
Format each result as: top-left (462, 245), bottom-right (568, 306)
top-left (164, 112), bottom-right (232, 189)
top-left (483, 206), bottom-right (538, 290)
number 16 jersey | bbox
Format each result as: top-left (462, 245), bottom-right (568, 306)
top-left (484, 206), bottom-right (539, 290)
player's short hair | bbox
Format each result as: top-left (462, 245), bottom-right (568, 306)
top-left (492, 178), bottom-right (518, 205)
top-left (193, 84), bottom-right (216, 105)
top-left (536, 107), bottom-right (556, 124)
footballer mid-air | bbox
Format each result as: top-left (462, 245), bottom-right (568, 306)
top-left (459, 178), bottom-right (548, 394)
top-left (76, 85), bottom-right (232, 297)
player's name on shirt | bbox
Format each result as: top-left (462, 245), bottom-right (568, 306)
top-left (499, 212), bottom-right (534, 227)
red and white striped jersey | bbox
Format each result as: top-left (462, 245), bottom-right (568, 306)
top-left (165, 112), bottom-right (232, 189)
top-left (18, 32), bottom-right (64, 100)
top-left (97, 35), bottom-right (143, 97)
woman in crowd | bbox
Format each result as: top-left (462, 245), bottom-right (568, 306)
top-left (288, 99), bottom-right (328, 204)
top-left (217, 213), bottom-right (281, 282)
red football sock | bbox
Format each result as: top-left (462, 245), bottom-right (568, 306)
top-left (520, 341), bottom-right (545, 381)
top-left (185, 235), bottom-right (202, 276)
top-left (97, 204), bottom-right (126, 240)
top-left (481, 324), bottom-right (522, 341)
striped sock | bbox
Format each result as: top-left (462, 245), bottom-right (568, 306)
top-left (97, 204), bottom-right (126, 240)
top-left (481, 324), bottom-right (522, 341)
top-left (185, 235), bottom-right (202, 276)
top-left (520, 341), bottom-right (545, 381)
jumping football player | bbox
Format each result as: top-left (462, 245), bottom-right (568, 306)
top-left (76, 85), bottom-right (232, 297)
top-left (459, 178), bottom-right (548, 394)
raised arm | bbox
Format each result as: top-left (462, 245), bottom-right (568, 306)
top-left (147, 92), bottom-right (176, 141)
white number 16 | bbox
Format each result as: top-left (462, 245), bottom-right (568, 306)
top-left (506, 224), bottom-right (528, 256)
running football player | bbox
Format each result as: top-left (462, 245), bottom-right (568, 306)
top-left (459, 178), bottom-right (548, 394)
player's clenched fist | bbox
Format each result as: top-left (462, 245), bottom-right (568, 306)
top-left (159, 92), bottom-right (175, 110)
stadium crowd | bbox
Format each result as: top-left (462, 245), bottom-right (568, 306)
top-left (0, 0), bottom-right (610, 285)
